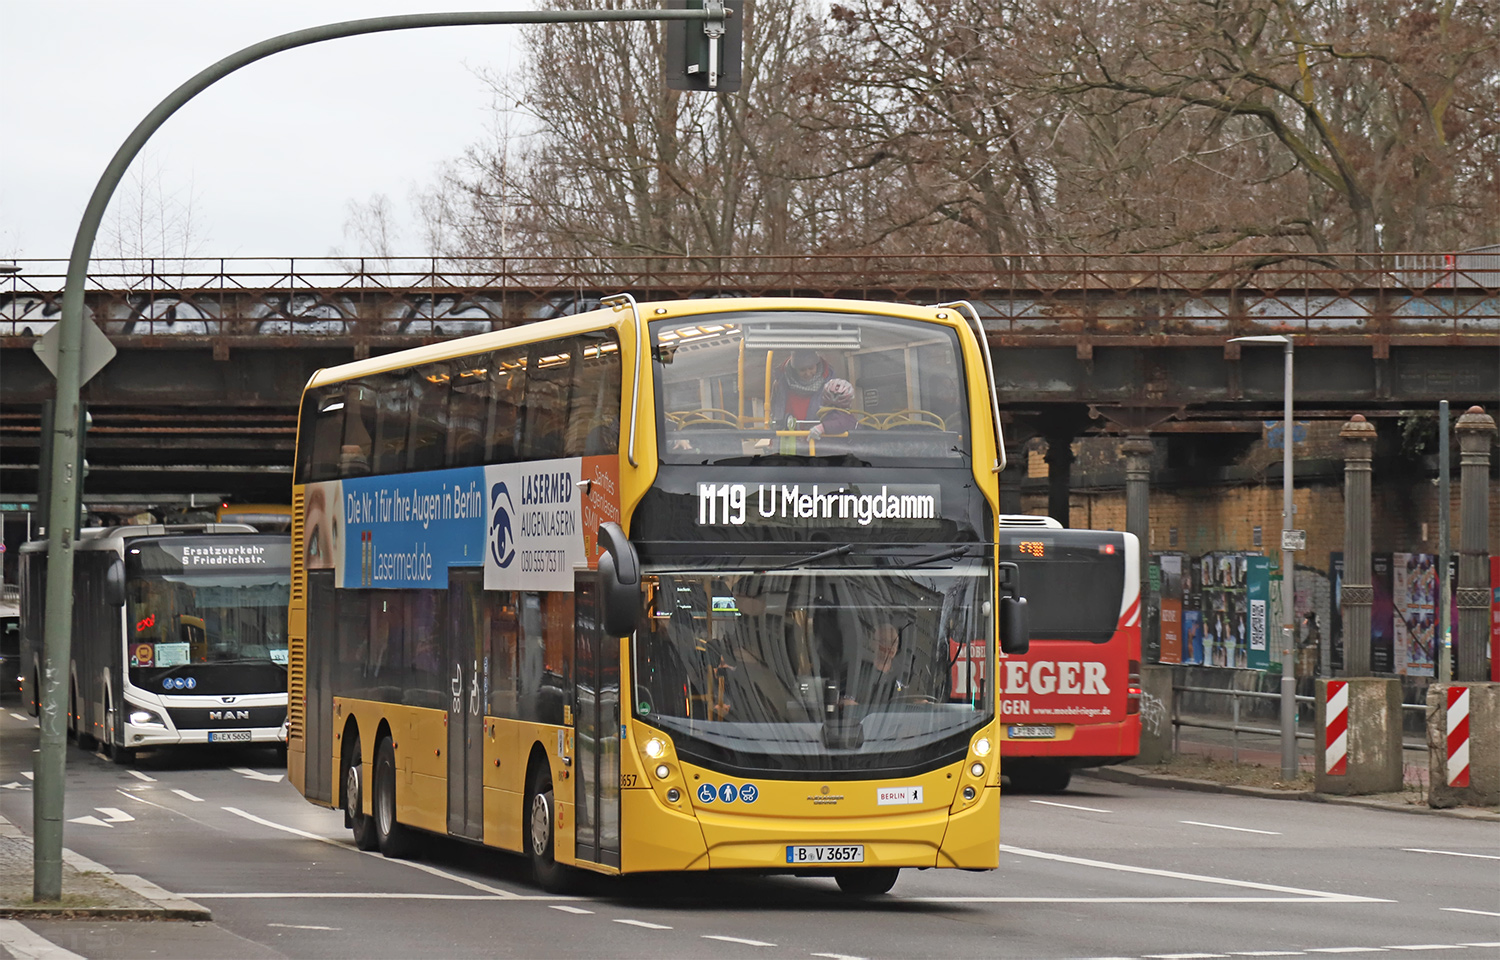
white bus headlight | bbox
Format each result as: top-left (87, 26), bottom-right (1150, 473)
top-left (973, 737), bottom-right (991, 758)
top-left (644, 737), bottom-right (666, 759)
top-left (129, 707), bottom-right (165, 726)
top-left (970, 762), bottom-right (986, 779)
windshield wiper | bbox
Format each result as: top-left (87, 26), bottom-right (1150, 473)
top-left (894, 546), bottom-right (973, 568)
top-left (762, 543), bottom-right (853, 572)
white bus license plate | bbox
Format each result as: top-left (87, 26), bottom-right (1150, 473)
top-left (209, 730), bottom-right (252, 742)
top-left (1008, 724), bottom-right (1056, 739)
top-left (786, 844), bottom-right (864, 864)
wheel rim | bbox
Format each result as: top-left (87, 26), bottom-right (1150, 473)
top-left (529, 790), bottom-right (551, 857)
top-left (346, 763), bottom-right (362, 819)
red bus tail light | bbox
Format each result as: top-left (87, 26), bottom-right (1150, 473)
top-left (1126, 658), bottom-right (1141, 715)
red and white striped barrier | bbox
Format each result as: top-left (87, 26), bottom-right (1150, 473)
top-left (1324, 680), bottom-right (1348, 776)
top-left (1446, 686), bottom-right (1471, 788)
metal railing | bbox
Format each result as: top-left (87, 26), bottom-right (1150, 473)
top-left (1172, 683), bottom-right (1428, 763)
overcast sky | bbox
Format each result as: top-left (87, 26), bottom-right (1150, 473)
top-left (1, 1), bottom-right (531, 262)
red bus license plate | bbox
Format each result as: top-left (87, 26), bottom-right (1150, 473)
top-left (1007, 724), bottom-right (1056, 739)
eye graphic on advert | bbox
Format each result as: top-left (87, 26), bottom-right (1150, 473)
top-left (489, 481), bottom-right (516, 568)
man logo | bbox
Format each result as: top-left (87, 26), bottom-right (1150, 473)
top-left (208, 710), bottom-right (250, 721)
top-left (490, 481), bottom-right (517, 568)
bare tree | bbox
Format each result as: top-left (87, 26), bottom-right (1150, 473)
top-left (99, 154), bottom-right (209, 275)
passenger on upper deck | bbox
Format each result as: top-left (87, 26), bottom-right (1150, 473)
top-left (769, 350), bottom-right (833, 429)
top-left (808, 378), bottom-right (857, 440)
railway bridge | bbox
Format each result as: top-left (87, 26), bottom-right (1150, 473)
top-left (2, 253), bottom-right (1497, 519)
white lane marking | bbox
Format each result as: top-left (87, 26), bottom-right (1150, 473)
top-left (703, 935), bottom-right (776, 946)
top-left (810, 953), bottom-right (868, 960)
top-left (1459, 944), bottom-right (1500, 948)
top-left (1144, 954), bottom-right (1230, 959)
top-left (550, 904), bottom-right (594, 914)
top-left (613, 919), bottom-right (673, 930)
top-left (996, 845), bottom-right (1386, 902)
top-left (127, 770), bottom-right (157, 782)
top-left (1403, 848), bottom-right (1500, 861)
top-left (172, 789), bottom-right (205, 802)
top-left (2, 782), bottom-right (27, 790)
top-left (221, 806), bottom-right (523, 899)
top-left (1380, 947), bottom-right (1463, 952)
top-left (905, 897), bottom-right (1387, 904)
top-left (21, 771), bottom-right (34, 780)
top-left (267, 923), bottom-right (341, 931)
top-left (9, 713), bottom-right (31, 722)
top-left (1229, 953), bottom-right (1306, 956)
top-left (0, 919), bottom-right (87, 959)
top-left (1179, 820), bottom-right (1281, 836)
top-left (1445, 908), bottom-right (1500, 918)
top-left (68, 806), bottom-right (135, 827)
top-left (1306, 949), bottom-right (1387, 954)
top-left (231, 766), bottom-right (284, 783)
top-left (1029, 799), bottom-right (1113, 813)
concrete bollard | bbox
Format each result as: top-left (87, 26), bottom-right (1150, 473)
top-left (1427, 682), bottom-right (1499, 808)
top-left (1315, 677), bottom-right (1402, 794)
top-left (1136, 664), bottom-right (1174, 764)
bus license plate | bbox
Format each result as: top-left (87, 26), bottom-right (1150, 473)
top-left (209, 730), bottom-right (252, 742)
top-left (786, 845), bottom-right (864, 864)
top-left (1008, 724), bottom-right (1056, 739)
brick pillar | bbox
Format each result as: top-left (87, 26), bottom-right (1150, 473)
top-left (1340, 415), bottom-right (1376, 677)
top-left (1454, 407), bottom-right (1495, 681)
top-left (1044, 433), bottom-right (1074, 527)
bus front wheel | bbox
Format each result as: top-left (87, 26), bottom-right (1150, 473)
top-left (526, 765), bottom-right (570, 892)
top-left (373, 737), bottom-right (416, 859)
top-left (835, 867), bottom-right (900, 896)
top-left (344, 737), bottom-right (379, 851)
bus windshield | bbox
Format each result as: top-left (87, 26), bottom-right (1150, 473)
top-left (633, 558), bottom-right (993, 777)
top-left (125, 537), bottom-right (291, 695)
top-left (653, 311), bottom-right (970, 465)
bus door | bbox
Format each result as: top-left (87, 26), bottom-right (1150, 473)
top-left (573, 582), bottom-right (620, 868)
top-left (447, 572), bottom-right (485, 840)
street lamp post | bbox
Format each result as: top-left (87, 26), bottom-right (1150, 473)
top-left (1230, 334), bottom-right (1298, 780)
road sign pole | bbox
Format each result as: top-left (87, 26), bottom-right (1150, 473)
top-left (31, 5), bottom-right (725, 903)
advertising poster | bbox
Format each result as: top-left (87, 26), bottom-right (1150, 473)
top-left (1393, 552), bottom-right (1437, 677)
top-left (1199, 552), bottom-right (1248, 668)
top-left (1159, 554), bottom-right (1184, 664)
top-left (1246, 555), bottom-right (1270, 671)
top-left (483, 455), bottom-right (620, 593)
top-left (1370, 553), bottom-right (1394, 674)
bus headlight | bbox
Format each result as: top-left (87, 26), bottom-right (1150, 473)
top-left (970, 762), bottom-right (985, 779)
top-left (973, 737), bottom-right (991, 758)
top-left (666, 787), bottom-right (681, 802)
top-left (128, 707), bottom-right (164, 727)
top-left (963, 785), bottom-right (977, 801)
top-left (655, 764), bottom-right (671, 780)
top-left (644, 738), bottom-right (666, 759)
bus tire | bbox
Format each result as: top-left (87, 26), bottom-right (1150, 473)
top-left (835, 867), bottom-right (900, 896)
top-left (1032, 763), bottom-right (1072, 794)
top-left (111, 746), bottom-right (135, 766)
top-left (104, 696), bottom-right (128, 764)
top-left (344, 737), bottom-right (379, 852)
top-left (526, 765), bottom-right (571, 893)
top-left (373, 737), bottom-right (417, 859)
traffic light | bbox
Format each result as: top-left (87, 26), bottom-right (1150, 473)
top-left (664, 0), bottom-right (743, 92)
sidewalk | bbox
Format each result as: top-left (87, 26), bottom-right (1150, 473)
top-left (0, 814), bottom-right (210, 920)
top-left (1082, 725), bottom-right (1500, 822)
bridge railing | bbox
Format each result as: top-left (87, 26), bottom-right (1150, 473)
top-left (3, 254), bottom-right (1498, 339)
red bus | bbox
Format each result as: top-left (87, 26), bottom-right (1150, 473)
top-left (997, 518), bottom-right (1140, 792)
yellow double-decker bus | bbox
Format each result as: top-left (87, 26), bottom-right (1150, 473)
top-left (288, 296), bottom-right (1028, 895)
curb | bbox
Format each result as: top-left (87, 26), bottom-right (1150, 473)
top-left (0, 816), bottom-right (212, 921)
top-left (1082, 767), bottom-right (1500, 822)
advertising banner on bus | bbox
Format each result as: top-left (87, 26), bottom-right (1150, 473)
top-left (302, 456), bottom-right (619, 593)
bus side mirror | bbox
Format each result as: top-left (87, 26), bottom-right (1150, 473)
top-left (997, 561), bottom-right (1028, 655)
top-left (596, 522), bottom-right (641, 637)
top-left (104, 557), bottom-right (126, 609)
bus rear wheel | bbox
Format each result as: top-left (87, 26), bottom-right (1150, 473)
top-left (373, 737), bottom-right (417, 859)
top-left (526, 765), bottom-right (571, 893)
top-left (835, 867), bottom-right (900, 896)
top-left (345, 737), bottom-right (378, 851)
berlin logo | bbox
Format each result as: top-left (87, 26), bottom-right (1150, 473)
top-left (489, 481), bottom-right (517, 568)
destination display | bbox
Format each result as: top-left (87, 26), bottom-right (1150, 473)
top-left (695, 481), bottom-right (941, 527)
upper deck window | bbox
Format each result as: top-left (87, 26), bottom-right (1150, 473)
top-left (652, 312), bottom-right (971, 466)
